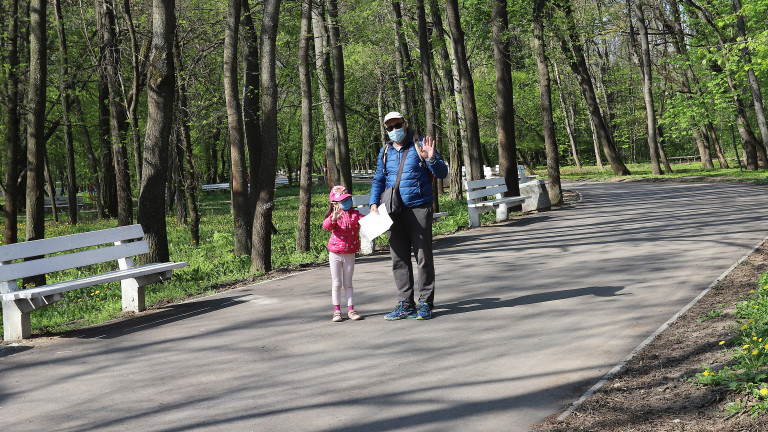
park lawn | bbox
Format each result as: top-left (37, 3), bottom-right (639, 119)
top-left (0, 183), bottom-right (473, 336)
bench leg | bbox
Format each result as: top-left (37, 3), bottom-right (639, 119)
top-left (121, 278), bottom-right (146, 313)
top-left (468, 208), bottom-right (481, 228)
top-left (2, 300), bottom-right (31, 341)
top-left (496, 203), bottom-right (509, 222)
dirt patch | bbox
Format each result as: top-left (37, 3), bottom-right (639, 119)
top-left (533, 231), bottom-right (768, 430)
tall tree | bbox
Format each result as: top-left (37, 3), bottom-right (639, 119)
top-left (96, 0), bottom-right (133, 225)
top-left (556, 0), bottom-right (630, 175)
top-left (174, 37), bottom-right (200, 246)
top-left (445, 0), bottom-right (484, 181)
top-left (296, 0), bottom-right (314, 253)
top-left (251, 0), bottom-right (281, 273)
top-left (629, 0), bottom-right (662, 175)
top-left (138, 0), bottom-right (176, 263)
top-left (492, 0), bottom-right (520, 197)
top-left (391, 0), bottom-right (415, 123)
top-left (429, 0), bottom-right (462, 199)
top-left (242, 0), bottom-right (262, 223)
top-left (311, 0), bottom-right (339, 186)
top-left (26, 0), bottom-right (48, 249)
top-left (53, 0), bottom-right (79, 224)
top-left (732, 0), bottom-right (768, 151)
top-left (4, 0), bottom-right (20, 244)
top-left (532, 0), bottom-right (562, 205)
top-left (223, 0), bottom-right (250, 255)
top-left (120, 0), bottom-right (147, 186)
top-left (327, 0), bottom-right (353, 191)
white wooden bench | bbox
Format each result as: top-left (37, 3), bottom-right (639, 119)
top-left (201, 183), bottom-right (230, 192)
top-left (44, 195), bottom-right (83, 211)
top-left (465, 178), bottom-right (530, 228)
top-left (0, 224), bottom-right (188, 341)
top-left (518, 165), bottom-right (538, 183)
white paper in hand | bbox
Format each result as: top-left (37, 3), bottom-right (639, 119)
top-left (359, 203), bottom-right (393, 240)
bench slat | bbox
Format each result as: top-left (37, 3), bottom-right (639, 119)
top-left (466, 184), bottom-right (508, 201)
top-left (467, 196), bottom-right (527, 208)
top-left (0, 224), bottom-right (145, 262)
top-left (1, 241), bottom-right (150, 282)
top-left (0, 262), bottom-right (188, 301)
top-left (465, 178), bottom-right (508, 188)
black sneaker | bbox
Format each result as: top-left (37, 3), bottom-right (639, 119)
top-left (416, 302), bottom-right (432, 320)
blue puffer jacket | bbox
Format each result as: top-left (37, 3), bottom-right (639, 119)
top-left (369, 132), bottom-right (448, 209)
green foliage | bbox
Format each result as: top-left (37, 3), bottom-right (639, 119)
top-left (694, 273), bottom-right (768, 416)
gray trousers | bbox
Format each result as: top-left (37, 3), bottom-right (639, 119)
top-left (388, 203), bottom-right (435, 307)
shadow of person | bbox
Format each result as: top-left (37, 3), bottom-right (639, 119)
top-left (437, 285), bottom-right (627, 317)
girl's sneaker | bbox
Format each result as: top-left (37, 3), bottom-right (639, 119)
top-left (348, 309), bottom-right (362, 320)
top-left (332, 310), bottom-right (343, 322)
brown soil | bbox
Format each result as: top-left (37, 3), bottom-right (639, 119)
top-left (533, 188), bottom-right (768, 431)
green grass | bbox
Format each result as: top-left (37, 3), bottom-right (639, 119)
top-left (0, 184), bottom-right (480, 336)
top-left (695, 272), bottom-right (768, 417)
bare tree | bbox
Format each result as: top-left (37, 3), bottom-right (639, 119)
top-left (223, 0), bottom-right (250, 255)
top-left (311, 0), bottom-right (339, 186)
top-left (251, 0), bottom-right (281, 273)
top-left (492, 0), bottom-right (521, 197)
top-left (327, 0), bottom-right (352, 191)
top-left (174, 37), bottom-right (200, 246)
top-left (445, 0), bottom-right (484, 181)
top-left (296, 0), bottom-right (314, 253)
top-left (242, 0), bottom-right (262, 224)
top-left (4, 0), bottom-right (20, 244)
top-left (533, 0), bottom-right (562, 205)
top-left (26, 0), bottom-right (48, 251)
top-left (138, 0), bottom-right (176, 263)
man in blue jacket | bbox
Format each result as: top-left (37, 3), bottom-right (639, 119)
top-left (369, 112), bottom-right (449, 320)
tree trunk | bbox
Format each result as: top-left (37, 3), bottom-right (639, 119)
top-left (223, 0), bottom-right (250, 255)
top-left (445, 0), bottom-right (484, 181)
top-left (98, 60), bottom-right (118, 217)
top-left (553, 62), bottom-right (581, 169)
top-left (72, 93), bottom-right (104, 218)
top-left (533, 0), bottom-right (562, 205)
top-left (493, 0), bottom-right (520, 197)
top-left (416, 0), bottom-right (440, 209)
top-left (4, 0), bottom-right (20, 244)
top-left (391, 0), bottom-right (417, 125)
top-left (173, 37), bottom-right (200, 246)
top-left (732, 0), bottom-right (768, 151)
top-left (242, 0), bottom-right (262, 226)
top-left (97, 0), bottom-right (133, 226)
top-left (311, 1), bottom-right (339, 187)
top-left (557, 1), bottom-right (630, 175)
top-left (326, 0), bottom-right (352, 192)
top-left (630, 1), bottom-right (662, 175)
top-left (430, 0), bottom-right (462, 199)
top-left (121, 0), bottom-right (146, 187)
top-left (138, 0), bottom-right (176, 264)
top-left (251, 0), bottom-right (281, 273)
top-left (53, 0), bottom-right (78, 224)
top-left (25, 0), bottom-right (47, 287)
top-left (296, 0), bottom-right (314, 253)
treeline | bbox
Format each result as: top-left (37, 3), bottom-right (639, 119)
top-left (1, 0), bottom-right (767, 272)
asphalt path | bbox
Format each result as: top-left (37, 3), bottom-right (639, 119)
top-left (2, 181), bottom-right (768, 431)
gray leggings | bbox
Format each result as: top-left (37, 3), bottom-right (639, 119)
top-left (388, 203), bottom-right (435, 307)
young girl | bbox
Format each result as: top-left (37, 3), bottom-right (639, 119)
top-left (322, 185), bottom-right (363, 322)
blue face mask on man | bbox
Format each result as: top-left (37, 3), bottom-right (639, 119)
top-left (339, 198), bottom-right (353, 210)
top-left (387, 127), bottom-right (406, 143)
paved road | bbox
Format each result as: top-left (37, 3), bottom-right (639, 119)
top-left (2, 181), bottom-right (768, 431)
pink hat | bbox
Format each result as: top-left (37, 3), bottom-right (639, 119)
top-left (329, 185), bottom-right (352, 202)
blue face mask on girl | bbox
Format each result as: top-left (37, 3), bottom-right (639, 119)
top-left (339, 198), bottom-right (353, 210)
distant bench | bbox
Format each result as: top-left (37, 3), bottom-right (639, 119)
top-left (44, 195), bottom-right (84, 211)
top-left (202, 178), bottom-right (290, 192)
top-left (669, 155), bottom-right (701, 164)
top-left (464, 178), bottom-right (530, 228)
top-left (0, 224), bottom-right (188, 341)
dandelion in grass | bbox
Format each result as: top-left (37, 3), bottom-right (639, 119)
top-left (742, 324), bottom-right (749, 330)
top-left (762, 388), bottom-right (768, 396)
top-left (702, 370), bottom-right (711, 376)
top-left (720, 341), bottom-right (726, 345)
top-left (754, 350), bottom-right (759, 355)
top-left (744, 344), bottom-right (751, 349)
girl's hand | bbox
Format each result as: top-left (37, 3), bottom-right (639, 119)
top-left (332, 203), bottom-right (342, 221)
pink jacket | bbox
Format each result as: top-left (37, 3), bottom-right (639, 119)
top-left (322, 209), bottom-right (362, 254)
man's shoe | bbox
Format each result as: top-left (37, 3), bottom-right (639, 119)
top-left (416, 302), bottom-right (432, 320)
top-left (385, 302), bottom-right (417, 320)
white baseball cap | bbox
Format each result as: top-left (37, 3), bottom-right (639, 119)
top-left (383, 111), bottom-right (405, 124)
